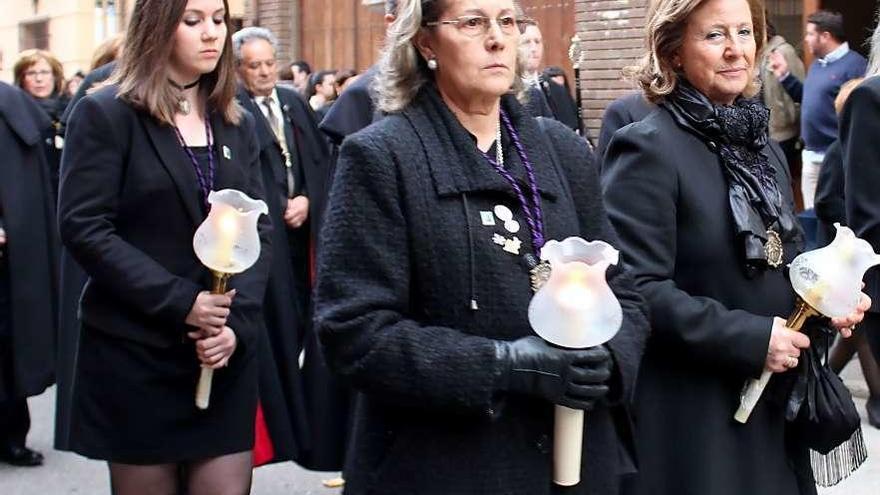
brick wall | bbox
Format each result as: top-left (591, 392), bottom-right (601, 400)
top-left (574, 0), bottom-right (648, 138)
top-left (244, 0), bottom-right (298, 62)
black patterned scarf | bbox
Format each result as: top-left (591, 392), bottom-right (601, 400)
top-left (663, 80), bottom-right (799, 274)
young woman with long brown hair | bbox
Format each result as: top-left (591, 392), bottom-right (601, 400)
top-left (58, 1), bottom-right (269, 493)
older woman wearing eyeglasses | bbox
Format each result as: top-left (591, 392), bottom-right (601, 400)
top-left (314, 1), bottom-right (648, 494)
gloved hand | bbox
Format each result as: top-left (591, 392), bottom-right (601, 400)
top-left (495, 335), bottom-right (612, 410)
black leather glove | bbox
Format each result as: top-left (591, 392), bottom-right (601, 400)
top-left (495, 335), bottom-right (612, 410)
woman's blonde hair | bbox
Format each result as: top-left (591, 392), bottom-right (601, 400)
top-left (373, 0), bottom-right (526, 113)
top-left (867, 9), bottom-right (880, 78)
top-left (109, 0), bottom-right (241, 126)
top-left (834, 78), bottom-right (863, 115)
top-left (13, 49), bottom-right (65, 96)
top-left (626, 0), bottom-right (767, 103)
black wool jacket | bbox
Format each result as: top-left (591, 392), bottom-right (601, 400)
top-left (314, 87), bottom-right (649, 495)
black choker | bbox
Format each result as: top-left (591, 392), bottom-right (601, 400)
top-left (169, 78), bottom-right (201, 91)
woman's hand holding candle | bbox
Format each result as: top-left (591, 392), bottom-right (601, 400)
top-left (495, 336), bottom-right (612, 410)
top-left (185, 289), bottom-right (236, 331)
top-left (829, 291), bottom-right (871, 338)
top-left (194, 326), bottom-right (238, 369)
top-left (765, 317), bottom-right (810, 373)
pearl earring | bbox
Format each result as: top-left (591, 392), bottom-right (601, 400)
top-left (427, 58), bottom-right (438, 70)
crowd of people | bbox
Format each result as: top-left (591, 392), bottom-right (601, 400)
top-left (1, 0), bottom-right (880, 494)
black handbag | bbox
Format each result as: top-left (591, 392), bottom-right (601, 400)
top-left (786, 321), bottom-right (867, 486)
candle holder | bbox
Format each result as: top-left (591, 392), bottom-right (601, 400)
top-left (528, 237), bottom-right (623, 486)
top-left (568, 35), bottom-right (585, 137)
top-left (192, 189), bottom-right (268, 410)
top-left (734, 224), bottom-right (880, 423)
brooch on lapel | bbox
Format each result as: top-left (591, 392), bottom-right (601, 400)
top-left (222, 145), bottom-right (232, 160)
top-left (486, 204), bottom-right (523, 255)
top-left (765, 228), bottom-right (783, 268)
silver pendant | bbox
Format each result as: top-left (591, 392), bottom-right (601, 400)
top-left (178, 99), bottom-right (191, 115)
top-left (530, 260), bottom-right (552, 292)
top-left (765, 229), bottom-right (783, 268)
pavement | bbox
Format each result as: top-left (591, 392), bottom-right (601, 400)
top-left (1, 363), bottom-right (877, 494)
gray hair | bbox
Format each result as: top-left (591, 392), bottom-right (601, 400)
top-left (373, 0), bottom-right (525, 113)
top-left (386, 0), bottom-right (398, 15)
top-left (231, 27), bottom-right (279, 65)
top-left (867, 11), bottom-right (880, 78)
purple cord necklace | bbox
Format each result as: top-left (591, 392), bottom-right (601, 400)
top-left (481, 108), bottom-right (546, 254)
top-left (173, 115), bottom-right (215, 211)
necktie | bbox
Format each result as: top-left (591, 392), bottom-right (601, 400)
top-left (262, 96), bottom-right (295, 198)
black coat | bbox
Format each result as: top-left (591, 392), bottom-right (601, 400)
top-left (525, 84), bottom-right (555, 120)
top-left (596, 92), bottom-right (654, 168)
top-left (602, 104), bottom-right (815, 495)
top-left (319, 65), bottom-right (380, 148)
top-left (542, 78), bottom-right (581, 135)
top-left (314, 88), bottom-right (649, 495)
top-left (313, 65), bottom-right (383, 470)
top-left (58, 84), bottom-right (270, 357)
top-left (236, 85), bottom-right (331, 464)
top-left (54, 61), bottom-right (117, 450)
top-left (841, 76), bottom-right (880, 313)
top-left (0, 82), bottom-right (58, 402)
top-left (814, 140), bottom-right (844, 247)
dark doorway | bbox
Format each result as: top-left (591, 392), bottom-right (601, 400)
top-left (821, 0), bottom-right (876, 57)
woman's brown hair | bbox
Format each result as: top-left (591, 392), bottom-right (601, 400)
top-left (626, 0), bottom-right (766, 103)
top-left (110, 0), bottom-right (241, 125)
top-left (90, 34), bottom-right (125, 71)
top-left (13, 49), bottom-right (65, 96)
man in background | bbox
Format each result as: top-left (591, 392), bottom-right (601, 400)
top-left (290, 60), bottom-right (312, 96)
top-left (769, 10), bottom-right (866, 210)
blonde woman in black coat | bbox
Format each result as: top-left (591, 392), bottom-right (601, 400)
top-left (602, 1), bottom-right (868, 494)
top-left (314, 1), bottom-right (649, 494)
top-left (58, 1), bottom-right (269, 493)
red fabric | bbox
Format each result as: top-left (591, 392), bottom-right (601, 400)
top-left (252, 402), bottom-right (275, 467)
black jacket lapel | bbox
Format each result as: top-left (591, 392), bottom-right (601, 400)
top-left (401, 88), bottom-right (564, 201)
top-left (211, 112), bottom-right (244, 192)
top-left (236, 87), bottom-right (277, 152)
top-left (140, 115), bottom-right (203, 225)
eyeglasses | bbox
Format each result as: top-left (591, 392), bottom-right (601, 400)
top-left (24, 69), bottom-right (52, 79)
top-left (423, 15), bottom-right (531, 38)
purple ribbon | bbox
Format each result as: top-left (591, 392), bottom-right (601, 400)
top-left (481, 109), bottom-right (546, 253)
top-left (173, 116), bottom-right (215, 211)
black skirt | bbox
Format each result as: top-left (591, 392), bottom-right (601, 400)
top-left (69, 325), bottom-right (257, 465)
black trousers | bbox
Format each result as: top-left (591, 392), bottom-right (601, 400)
top-left (0, 399), bottom-right (30, 448)
top-left (0, 257), bottom-right (31, 448)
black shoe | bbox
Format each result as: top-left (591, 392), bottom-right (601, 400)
top-left (0, 445), bottom-right (44, 466)
top-left (868, 397), bottom-right (880, 429)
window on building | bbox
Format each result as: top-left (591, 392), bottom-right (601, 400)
top-left (19, 19), bottom-right (49, 50)
top-left (95, 0), bottom-right (119, 42)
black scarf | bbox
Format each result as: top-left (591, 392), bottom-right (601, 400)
top-left (663, 81), bottom-right (799, 274)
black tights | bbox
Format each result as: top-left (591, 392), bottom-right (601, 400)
top-left (109, 451), bottom-right (253, 495)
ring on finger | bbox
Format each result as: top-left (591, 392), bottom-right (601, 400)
top-left (785, 356), bottom-right (798, 368)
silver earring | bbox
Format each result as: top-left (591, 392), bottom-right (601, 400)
top-left (427, 58), bottom-right (438, 70)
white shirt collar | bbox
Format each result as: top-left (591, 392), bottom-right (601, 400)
top-left (818, 42), bottom-right (849, 67)
top-left (255, 87), bottom-right (280, 106)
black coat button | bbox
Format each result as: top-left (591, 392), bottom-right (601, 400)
top-left (536, 434), bottom-right (551, 454)
top-left (707, 141), bottom-right (718, 152)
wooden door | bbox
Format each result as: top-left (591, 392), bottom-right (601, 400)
top-left (300, 0), bottom-right (386, 73)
